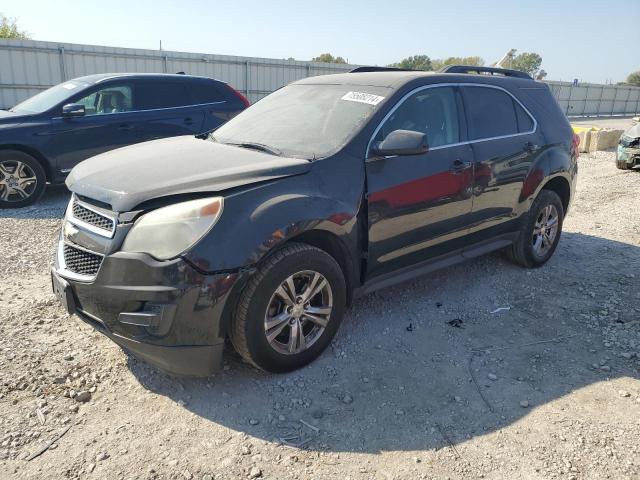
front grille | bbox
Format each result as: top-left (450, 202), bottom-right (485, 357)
top-left (72, 200), bottom-right (115, 233)
top-left (63, 244), bottom-right (103, 277)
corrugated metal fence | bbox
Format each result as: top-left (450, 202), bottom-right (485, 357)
top-left (2, 39), bottom-right (640, 117)
top-left (0, 39), bottom-right (353, 107)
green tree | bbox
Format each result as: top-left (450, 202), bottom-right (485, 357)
top-left (388, 55), bottom-right (432, 71)
top-left (0, 14), bottom-right (30, 39)
top-left (627, 71), bottom-right (640, 86)
top-left (431, 56), bottom-right (484, 71)
top-left (511, 52), bottom-right (543, 76)
top-left (312, 53), bottom-right (347, 64)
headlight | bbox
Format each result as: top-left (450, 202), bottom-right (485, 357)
top-left (121, 197), bottom-right (223, 260)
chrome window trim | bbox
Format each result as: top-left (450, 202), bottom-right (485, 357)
top-left (56, 238), bottom-right (104, 283)
top-left (67, 195), bottom-right (117, 239)
top-left (52, 100), bottom-right (226, 120)
top-left (366, 82), bottom-right (538, 160)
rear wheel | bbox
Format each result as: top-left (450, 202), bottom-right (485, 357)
top-left (507, 190), bottom-right (564, 268)
top-left (230, 243), bottom-right (346, 373)
top-left (0, 150), bottom-right (46, 208)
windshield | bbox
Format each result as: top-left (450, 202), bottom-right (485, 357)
top-left (11, 81), bottom-right (88, 114)
top-left (212, 84), bottom-right (390, 159)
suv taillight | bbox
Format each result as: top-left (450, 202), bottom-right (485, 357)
top-left (226, 84), bottom-right (251, 108)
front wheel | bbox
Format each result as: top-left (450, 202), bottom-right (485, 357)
top-left (615, 157), bottom-right (630, 170)
top-left (507, 190), bottom-right (564, 268)
top-left (230, 243), bottom-right (346, 372)
top-left (0, 150), bottom-right (47, 208)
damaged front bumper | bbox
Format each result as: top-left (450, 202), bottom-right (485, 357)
top-left (51, 196), bottom-right (249, 376)
top-left (617, 128), bottom-right (640, 167)
top-left (617, 143), bottom-right (640, 167)
top-left (52, 248), bottom-right (247, 376)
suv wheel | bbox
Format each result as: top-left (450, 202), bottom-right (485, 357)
top-left (507, 189), bottom-right (564, 268)
top-left (230, 242), bottom-right (346, 372)
top-left (0, 150), bottom-right (46, 209)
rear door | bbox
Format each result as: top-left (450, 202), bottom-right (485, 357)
top-left (461, 85), bottom-right (543, 231)
top-left (134, 79), bottom-right (205, 140)
top-left (365, 85), bottom-right (475, 277)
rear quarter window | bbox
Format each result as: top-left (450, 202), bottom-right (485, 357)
top-left (189, 81), bottom-right (226, 104)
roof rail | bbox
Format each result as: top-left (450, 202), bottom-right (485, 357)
top-left (439, 65), bottom-right (533, 80)
top-left (349, 66), bottom-right (415, 73)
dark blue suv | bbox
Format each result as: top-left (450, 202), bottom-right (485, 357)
top-left (0, 73), bottom-right (249, 208)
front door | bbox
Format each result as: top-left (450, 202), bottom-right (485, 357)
top-left (365, 86), bottom-right (474, 278)
top-left (48, 82), bottom-right (139, 173)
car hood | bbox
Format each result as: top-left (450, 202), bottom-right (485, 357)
top-left (66, 136), bottom-right (312, 212)
top-left (0, 109), bottom-right (30, 125)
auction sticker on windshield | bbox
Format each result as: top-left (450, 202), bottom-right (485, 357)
top-left (341, 91), bottom-right (385, 106)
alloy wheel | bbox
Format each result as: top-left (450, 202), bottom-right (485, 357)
top-left (531, 204), bottom-right (559, 259)
top-left (264, 270), bottom-right (333, 355)
top-left (0, 160), bottom-right (38, 203)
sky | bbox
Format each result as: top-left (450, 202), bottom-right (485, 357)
top-left (2, 0), bottom-right (639, 84)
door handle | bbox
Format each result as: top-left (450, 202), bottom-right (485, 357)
top-left (117, 124), bottom-right (134, 131)
top-left (184, 117), bottom-right (194, 126)
top-left (450, 159), bottom-right (471, 173)
top-left (523, 141), bottom-right (540, 152)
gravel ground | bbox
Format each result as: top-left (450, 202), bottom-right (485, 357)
top-left (0, 152), bottom-right (639, 480)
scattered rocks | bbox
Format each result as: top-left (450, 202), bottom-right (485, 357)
top-left (488, 373), bottom-right (498, 381)
top-left (520, 400), bottom-right (530, 408)
top-left (249, 467), bottom-right (262, 478)
top-left (96, 452), bottom-right (109, 462)
top-left (74, 391), bottom-right (92, 403)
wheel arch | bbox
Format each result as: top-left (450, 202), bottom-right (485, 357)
top-left (0, 144), bottom-right (54, 181)
top-left (217, 229), bottom-right (358, 340)
top-left (540, 175), bottom-right (571, 215)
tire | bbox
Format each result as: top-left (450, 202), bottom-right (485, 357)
top-left (615, 157), bottom-right (630, 170)
top-left (507, 189), bottom-right (564, 268)
top-left (230, 242), bottom-right (346, 373)
top-left (0, 150), bottom-right (46, 208)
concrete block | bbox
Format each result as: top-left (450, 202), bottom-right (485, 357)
top-left (588, 129), bottom-right (623, 152)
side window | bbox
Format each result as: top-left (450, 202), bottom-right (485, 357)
top-left (135, 81), bottom-right (191, 110)
top-left (74, 84), bottom-right (133, 116)
top-left (376, 87), bottom-right (460, 148)
top-left (189, 82), bottom-right (226, 104)
top-left (463, 86), bottom-right (525, 140)
top-left (514, 100), bottom-right (534, 132)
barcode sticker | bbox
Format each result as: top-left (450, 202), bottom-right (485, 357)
top-left (341, 91), bottom-right (385, 106)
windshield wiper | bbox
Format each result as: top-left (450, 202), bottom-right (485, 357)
top-left (226, 142), bottom-right (283, 156)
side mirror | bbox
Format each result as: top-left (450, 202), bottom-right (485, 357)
top-left (62, 103), bottom-right (85, 118)
top-left (372, 129), bottom-right (428, 157)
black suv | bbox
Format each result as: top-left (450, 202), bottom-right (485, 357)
top-left (52, 66), bottom-right (578, 376)
top-left (0, 73), bottom-right (248, 208)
